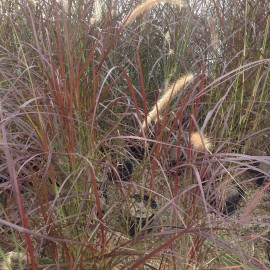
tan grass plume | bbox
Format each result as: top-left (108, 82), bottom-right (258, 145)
top-left (124, 0), bottom-right (187, 26)
top-left (142, 73), bottom-right (194, 129)
top-left (190, 132), bottom-right (212, 151)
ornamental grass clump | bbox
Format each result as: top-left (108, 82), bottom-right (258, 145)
top-left (0, 0), bottom-right (270, 269)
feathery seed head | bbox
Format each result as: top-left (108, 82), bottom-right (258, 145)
top-left (90, 17), bottom-right (96, 25)
top-left (190, 132), bottom-right (212, 151)
top-left (124, 0), bottom-right (187, 26)
top-left (142, 73), bottom-right (194, 129)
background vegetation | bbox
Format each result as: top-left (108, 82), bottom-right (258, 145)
top-left (0, 0), bottom-right (269, 269)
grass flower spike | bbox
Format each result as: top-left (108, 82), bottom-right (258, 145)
top-left (124, 0), bottom-right (187, 26)
top-left (190, 132), bottom-right (212, 151)
top-left (142, 73), bottom-right (194, 129)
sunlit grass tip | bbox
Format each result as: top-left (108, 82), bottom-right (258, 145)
top-left (190, 132), bottom-right (212, 151)
top-left (124, 0), bottom-right (188, 26)
top-left (142, 73), bottom-right (194, 129)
